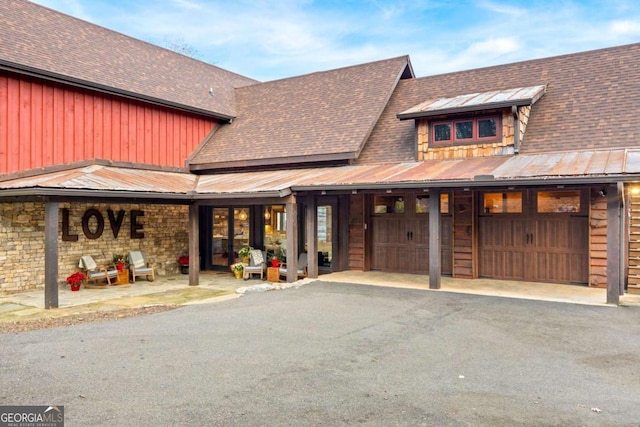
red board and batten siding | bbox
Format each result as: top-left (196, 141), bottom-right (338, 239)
top-left (0, 72), bottom-right (218, 174)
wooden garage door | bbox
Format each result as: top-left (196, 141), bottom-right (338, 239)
top-left (479, 189), bottom-right (588, 284)
top-left (371, 193), bottom-right (452, 275)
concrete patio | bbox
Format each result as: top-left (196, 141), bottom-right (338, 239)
top-left (1, 270), bottom-right (639, 311)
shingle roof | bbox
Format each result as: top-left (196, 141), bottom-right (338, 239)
top-left (0, 0), bottom-right (257, 119)
top-left (188, 56), bottom-right (413, 171)
top-left (358, 43), bottom-right (640, 164)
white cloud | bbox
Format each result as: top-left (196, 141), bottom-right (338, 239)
top-left (476, 0), bottom-right (526, 17)
top-left (168, 0), bottom-right (205, 10)
top-left (464, 37), bottom-right (520, 56)
top-left (610, 19), bottom-right (640, 35)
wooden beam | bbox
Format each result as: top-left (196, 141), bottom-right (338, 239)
top-left (429, 191), bottom-right (441, 289)
top-left (188, 204), bottom-right (199, 286)
top-left (620, 183), bottom-right (628, 296)
top-left (197, 196), bottom-right (295, 207)
top-left (44, 201), bottom-right (59, 309)
top-left (606, 183), bottom-right (622, 304)
top-left (306, 196), bottom-right (318, 278)
top-left (286, 199), bottom-right (298, 283)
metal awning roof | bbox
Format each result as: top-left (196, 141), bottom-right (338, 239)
top-left (1, 148), bottom-right (638, 200)
top-left (0, 163), bottom-right (197, 199)
top-left (397, 85), bottom-right (547, 120)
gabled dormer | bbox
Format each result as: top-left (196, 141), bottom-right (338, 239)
top-left (397, 85), bottom-right (546, 160)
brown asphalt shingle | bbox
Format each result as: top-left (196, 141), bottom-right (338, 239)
top-left (189, 56), bottom-right (411, 170)
top-left (358, 43), bottom-right (640, 164)
top-left (0, 0), bottom-right (257, 118)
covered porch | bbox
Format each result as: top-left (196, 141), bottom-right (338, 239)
top-left (2, 149), bottom-right (640, 308)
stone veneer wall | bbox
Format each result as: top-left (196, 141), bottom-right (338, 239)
top-left (0, 202), bottom-right (189, 293)
top-left (0, 202), bottom-right (46, 292)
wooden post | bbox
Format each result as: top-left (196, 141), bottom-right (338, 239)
top-left (188, 204), bottom-right (199, 286)
top-left (606, 183), bottom-right (622, 304)
top-left (286, 199), bottom-right (298, 283)
top-left (44, 201), bottom-right (59, 309)
top-left (306, 196), bottom-right (318, 278)
top-left (619, 182), bottom-right (627, 296)
top-left (429, 191), bottom-right (441, 289)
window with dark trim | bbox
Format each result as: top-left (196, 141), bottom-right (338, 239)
top-left (432, 116), bottom-right (500, 145)
top-left (483, 192), bottom-right (523, 214)
top-left (537, 190), bottom-right (581, 213)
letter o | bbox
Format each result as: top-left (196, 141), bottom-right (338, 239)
top-left (82, 208), bottom-right (104, 239)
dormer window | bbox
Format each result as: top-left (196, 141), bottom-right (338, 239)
top-left (432, 116), bottom-right (500, 145)
top-left (397, 85), bottom-right (546, 160)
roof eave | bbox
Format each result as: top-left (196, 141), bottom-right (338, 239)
top-left (0, 187), bottom-right (194, 200)
top-left (189, 151), bottom-right (357, 172)
top-left (191, 189), bottom-right (292, 200)
top-left (292, 174), bottom-right (640, 192)
top-left (397, 99), bottom-right (535, 121)
top-left (0, 59), bottom-right (235, 122)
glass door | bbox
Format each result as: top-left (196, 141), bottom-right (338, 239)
top-left (212, 208), bottom-right (230, 267)
top-left (317, 205), bottom-right (333, 269)
top-left (232, 208), bottom-right (250, 263)
top-left (211, 207), bottom-right (251, 269)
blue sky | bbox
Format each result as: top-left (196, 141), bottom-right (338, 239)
top-left (31, 0), bottom-right (640, 82)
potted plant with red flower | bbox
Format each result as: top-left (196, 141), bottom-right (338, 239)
top-left (112, 254), bottom-right (126, 272)
top-left (178, 255), bottom-right (189, 274)
top-left (66, 272), bottom-right (85, 291)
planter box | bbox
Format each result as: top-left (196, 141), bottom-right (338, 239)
top-left (115, 269), bottom-right (129, 285)
top-left (267, 267), bottom-right (280, 283)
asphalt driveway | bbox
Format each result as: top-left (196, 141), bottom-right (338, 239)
top-left (1, 282), bottom-right (639, 426)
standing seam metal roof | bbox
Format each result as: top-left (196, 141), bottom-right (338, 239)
top-left (1, 149), bottom-right (639, 198)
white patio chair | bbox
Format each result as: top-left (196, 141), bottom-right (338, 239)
top-left (78, 255), bottom-right (118, 286)
top-left (128, 251), bottom-right (155, 282)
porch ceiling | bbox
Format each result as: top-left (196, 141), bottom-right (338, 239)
top-left (1, 148), bottom-right (640, 200)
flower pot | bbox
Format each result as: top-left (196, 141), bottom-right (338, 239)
top-left (233, 270), bottom-right (243, 279)
top-left (180, 265), bottom-right (189, 274)
top-left (69, 283), bottom-right (81, 291)
top-left (117, 261), bottom-right (124, 272)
